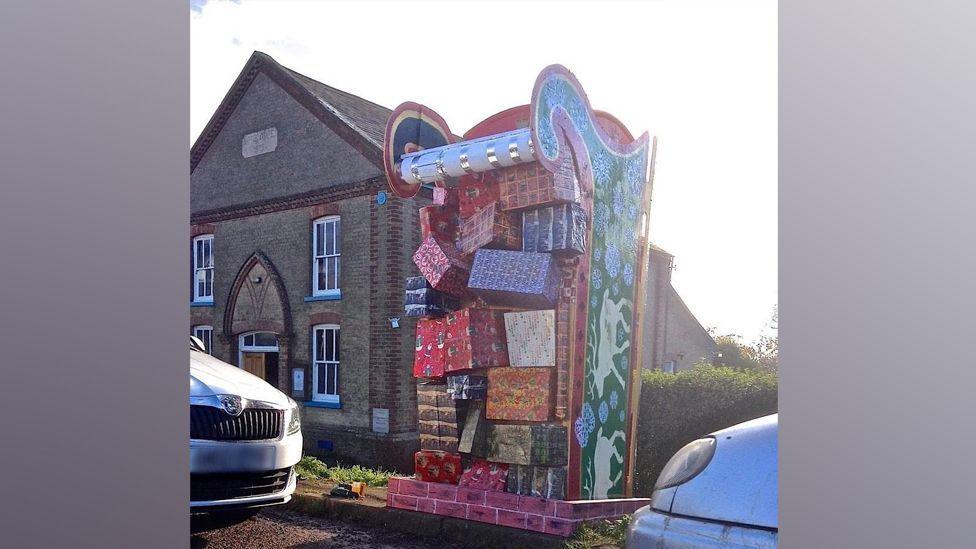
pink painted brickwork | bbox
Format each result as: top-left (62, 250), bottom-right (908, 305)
top-left (384, 477), bottom-right (649, 537)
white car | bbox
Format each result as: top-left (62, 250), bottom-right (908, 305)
top-left (190, 337), bottom-right (303, 520)
top-left (627, 414), bottom-right (778, 548)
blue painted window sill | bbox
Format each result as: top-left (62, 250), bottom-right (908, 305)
top-left (191, 301), bottom-right (215, 308)
top-left (304, 292), bottom-right (341, 302)
top-left (303, 401), bottom-right (341, 409)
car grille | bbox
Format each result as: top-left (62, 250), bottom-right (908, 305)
top-left (190, 405), bottom-right (284, 441)
top-left (191, 467), bottom-right (292, 502)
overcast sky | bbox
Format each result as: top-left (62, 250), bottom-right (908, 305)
top-left (191, 0), bottom-right (777, 343)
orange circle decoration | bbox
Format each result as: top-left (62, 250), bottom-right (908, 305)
top-left (383, 102), bottom-right (455, 198)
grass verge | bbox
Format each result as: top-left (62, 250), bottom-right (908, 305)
top-left (295, 456), bottom-right (394, 487)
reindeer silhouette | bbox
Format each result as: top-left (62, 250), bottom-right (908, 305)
top-left (591, 425), bottom-right (626, 498)
top-left (589, 293), bottom-right (631, 399)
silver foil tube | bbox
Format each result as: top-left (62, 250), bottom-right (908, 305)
top-left (399, 128), bottom-right (536, 185)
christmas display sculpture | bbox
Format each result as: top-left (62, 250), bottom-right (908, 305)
top-left (386, 65), bottom-right (656, 536)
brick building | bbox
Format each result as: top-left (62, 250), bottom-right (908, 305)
top-left (190, 51), bottom-right (424, 470)
top-left (642, 244), bottom-right (718, 372)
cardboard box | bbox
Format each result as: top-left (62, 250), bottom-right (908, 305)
top-left (414, 319), bottom-right (447, 379)
top-left (414, 449), bottom-right (463, 484)
top-left (521, 203), bottom-right (587, 255)
top-left (404, 276), bottom-right (459, 318)
top-left (446, 373), bottom-right (488, 400)
top-left (486, 423), bottom-right (568, 466)
top-left (505, 465), bottom-right (568, 500)
top-left (417, 383), bottom-right (469, 453)
top-left (497, 160), bottom-right (578, 211)
top-left (412, 235), bottom-right (471, 298)
top-left (443, 308), bottom-right (509, 372)
top-left (486, 367), bottom-right (554, 421)
top-left (458, 173), bottom-right (499, 219)
top-left (456, 203), bottom-right (522, 255)
top-left (458, 401), bottom-right (489, 457)
top-left (467, 249), bottom-right (560, 309)
top-left (503, 309), bottom-right (556, 367)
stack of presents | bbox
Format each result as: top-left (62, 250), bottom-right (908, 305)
top-left (390, 158), bottom-right (646, 536)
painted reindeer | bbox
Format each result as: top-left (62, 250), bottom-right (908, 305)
top-left (590, 292), bottom-right (631, 400)
top-left (591, 425), bottom-right (626, 498)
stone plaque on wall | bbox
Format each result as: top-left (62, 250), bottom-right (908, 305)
top-left (372, 408), bottom-right (390, 434)
top-left (242, 127), bottom-right (277, 158)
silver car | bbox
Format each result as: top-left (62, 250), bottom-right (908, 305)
top-left (190, 337), bottom-right (303, 521)
top-left (627, 414), bottom-right (778, 548)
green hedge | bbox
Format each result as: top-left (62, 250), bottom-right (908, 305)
top-left (633, 365), bottom-right (778, 496)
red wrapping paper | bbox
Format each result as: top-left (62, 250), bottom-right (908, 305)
top-left (443, 308), bottom-right (509, 372)
top-left (414, 449), bottom-right (462, 484)
top-left (458, 460), bottom-right (509, 492)
top-left (414, 318), bottom-right (447, 378)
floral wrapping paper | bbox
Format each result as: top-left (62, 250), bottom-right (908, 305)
top-left (486, 367), bottom-right (555, 421)
top-left (467, 249), bottom-right (560, 309)
top-left (412, 235), bottom-right (471, 298)
top-left (414, 449), bottom-right (463, 484)
top-left (404, 276), bottom-right (460, 318)
top-left (503, 309), bottom-right (556, 367)
top-left (458, 400), bottom-right (489, 457)
top-left (443, 308), bottom-right (509, 372)
top-left (446, 373), bottom-right (488, 400)
top-left (497, 158), bottom-right (578, 211)
top-left (521, 203), bottom-right (588, 255)
top-left (486, 423), bottom-right (568, 466)
top-left (505, 465), bottom-right (568, 500)
top-left (458, 173), bottom-right (500, 219)
top-left (458, 459), bottom-right (509, 492)
top-left (413, 318), bottom-right (447, 379)
top-left (456, 202), bottom-right (522, 255)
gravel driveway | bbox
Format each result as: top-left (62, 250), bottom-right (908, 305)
top-left (191, 508), bottom-right (456, 549)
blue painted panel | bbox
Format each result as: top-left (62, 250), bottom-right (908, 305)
top-left (317, 440), bottom-right (334, 451)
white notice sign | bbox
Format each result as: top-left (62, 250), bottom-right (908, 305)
top-left (372, 408), bottom-right (390, 434)
top-left (242, 127), bottom-right (277, 158)
top-left (292, 368), bottom-right (304, 393)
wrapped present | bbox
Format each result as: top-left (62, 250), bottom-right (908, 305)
top-left (414, 449), bottom-right (463, 484)
top-left (467, 249), bottom-right (560, 309)
top-left (486, 423), bottom-right (568, 466)
top-left (414, 318), bottom-right (447, 378)
top-left (458, 173), bottom-right (499, 219)
top-left (456, 203), bottom-right (522, 255)
top-left (497, 159), bottom-right (578, 211)
top-left (443, 308), bottom-right (509, 372)
top-left (486, 367), bottom-right (554, 421)
top-left (521, 203), bottom-right (587, 255)
top-left (419, 204), bottom-right (459, 242)
top-left (404, 276), bottom-right (459, 318)
top-left (412, 235), bottom-right (471, 298)
top-left (505, 465), bottom-right (568, 500)
top-left (446, 373), bottom-right (488, 400)
top-left (458, 400), bottom-right (489, 457)
top-left (417, 383), bottom-right (469, 452)
top-left (458, 459), bottom-right (509, 492)
top-left (503, 310), bottom-right (556, 367)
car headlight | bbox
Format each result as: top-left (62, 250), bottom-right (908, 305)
top-left (654, 437), bottom-right (716, 490)
top-left (287, 398), bottom-right (301, 435)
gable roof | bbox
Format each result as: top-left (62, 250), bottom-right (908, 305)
top-left (191, 51), bottom-right (392, 173)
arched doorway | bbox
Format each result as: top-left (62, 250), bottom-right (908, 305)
top-left (224, 251), bottom-right (293, 392)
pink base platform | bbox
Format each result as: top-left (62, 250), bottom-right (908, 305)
top-left (386, 476), bottom-right (650, 537)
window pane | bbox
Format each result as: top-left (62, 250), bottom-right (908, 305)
top-left (317, 258), bottom-right (327, 291)
top-left (203, 239), bottom-right (210, 268)
top-left (331, 257), bottom-right (340, 290)
top-left (326, 363), bottom-right (337, 395)
top-left (315, 329), bottom-right (324, 361)
top-left (195, 241), bottom-right (203, 269)
top-left (325, 221), bottom-right (334, 256)
top-left (317, 364), bottom-right (326, 395)
top-left (334, 220), bottom-right (341, 255)
top-left (325, 329), bottom-right (334, 361)
top-left (334, 329), bottom-right (340, 362)
top-left (315, 223), bottom-right (324, 257)
top-left (253, 332), bottom-right (277, 347)
top-left (244, 334), bottom-right (253, 347)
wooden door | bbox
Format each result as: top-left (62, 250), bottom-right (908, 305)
top-left (243, 352), bottom-right (266, 379)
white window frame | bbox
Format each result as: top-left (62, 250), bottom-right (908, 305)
top-left (663, 360), bottom-right (676, 374)
top-left (192, 234), bottom-right (214, 303)
top-left (237, 331), bottom-right (280, 370)
top-left (192, 325), bottom-right (213, 355)
top-left (312, 216), bottom-right (341, 297)
top-left (311, 324), bottom-right (340, 404)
